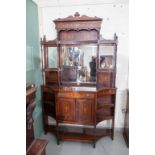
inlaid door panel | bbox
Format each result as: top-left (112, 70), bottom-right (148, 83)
top-left (56, 98), bottom-right (76, 122)
top-left (76, 99), bottom-right (94, 123)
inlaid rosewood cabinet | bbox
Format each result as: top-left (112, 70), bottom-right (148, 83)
top-left (55, 90), bottom-right (95, 125)
top-left (41, 12), bottom-right (118, 148)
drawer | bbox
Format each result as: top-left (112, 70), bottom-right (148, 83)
top-left (57, 92), bottom-right (95, 99)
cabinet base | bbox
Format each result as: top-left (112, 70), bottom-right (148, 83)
top-left (45, 125), bottom-right (113, 147)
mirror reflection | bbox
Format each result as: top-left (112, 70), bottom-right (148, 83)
top-left (47, 47), bottom-right (58, 68)
top-left (99, 46), bottom-right (114, 69)
top-left (61, 45), bottom-right (97, 83)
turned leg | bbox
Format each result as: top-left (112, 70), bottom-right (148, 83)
top-left (93, 142), bottom-right (96, 148)
top-left (111, 119), bottom-right (114, 140)
top-left (111, 129), bottom-right (114, 140)
top-left (56, 122), bottom-right (60, 145)
top-left (43, 115), bottom-right (48, 134)
top-left (93, 125), bottom-right (96, 148)
top-left (57, 139), bottom-right (60, 145)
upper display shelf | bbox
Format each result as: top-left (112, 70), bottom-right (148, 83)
top-left (43, 44), bottom-right (116, 83)
top-left (41, 34), bottom-right (118, 46)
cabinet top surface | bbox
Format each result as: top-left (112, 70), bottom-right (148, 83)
top-left (60, 86), bottom-right (96, 92)
top-left (54, 86), bottom-right (116, 93)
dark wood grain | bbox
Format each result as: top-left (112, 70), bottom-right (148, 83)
top-left (41, 12), bottom-right (118, 147)
top-left (26, 84), bottom-right (37, 149)
top-left (27, 85), bottom-right (48, 154)
top-left (26, 139), bottom-right (48, 155)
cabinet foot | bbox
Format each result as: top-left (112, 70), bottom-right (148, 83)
top-left (93, 143), bottom-right (96, 148)
top-left (111, 134), bottom-right (114, 140)
top-left (57, 139), bottom-right (60, 145)
top-left (43, 129), bottom-right (48, 135)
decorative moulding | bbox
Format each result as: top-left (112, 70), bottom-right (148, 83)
top-left (54, 12), bottom-right (102, 22)
top-left (54, 12), bottom-right (102, 32)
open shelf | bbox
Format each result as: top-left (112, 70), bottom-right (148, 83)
top-left (47, 125), bottom-right (112, 142)
top-left (97, 103), bottom-right (114, 109)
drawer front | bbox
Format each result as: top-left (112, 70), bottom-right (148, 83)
top-left (57, 92), bottom-right (95, 99)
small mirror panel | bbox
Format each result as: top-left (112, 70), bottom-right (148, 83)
top-left (47, 47), bottom-right (58, 68)
top-left (99, 46), bottom-right (114, 69)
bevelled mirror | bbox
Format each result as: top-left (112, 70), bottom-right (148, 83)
top-left (60, 45), bottom-right (97, 84)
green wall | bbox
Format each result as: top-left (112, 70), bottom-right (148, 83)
top-left (26, 0), bottom-right (43, 138)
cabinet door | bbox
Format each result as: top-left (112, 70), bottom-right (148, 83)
top-left (77, 99), bottom-right (94, 124)
top-left (56, 98), bottom-right (76, 122)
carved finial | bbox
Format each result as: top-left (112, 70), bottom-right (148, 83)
top-left (43, 35), bottom-right (46, 42)
top-left (114, 33), bottom-right (117, 40)
top-left (74, 12), bottom-right (80, 17)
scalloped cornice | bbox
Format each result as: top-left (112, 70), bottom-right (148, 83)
top-left (53, 12), bottom-right (102, 32)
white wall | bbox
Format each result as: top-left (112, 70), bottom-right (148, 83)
top-left (38, 0), bottom-right (129, 129)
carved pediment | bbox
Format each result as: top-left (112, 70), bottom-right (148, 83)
top-left (54, 12), bottom-right (102, 32)
top-left (54, 12), bottom-right (102, 22)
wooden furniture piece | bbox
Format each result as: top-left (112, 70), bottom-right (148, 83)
top-left (26, 139), bottom-right (48, 155)
top-left (26, 84), bottom-right (37, 149)
top-left (123, 89), bottom-right (129, 147)
top-left (41, 12), bottom-right (118, 148)
top-left (26, 84), bottom-right (48, 154)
